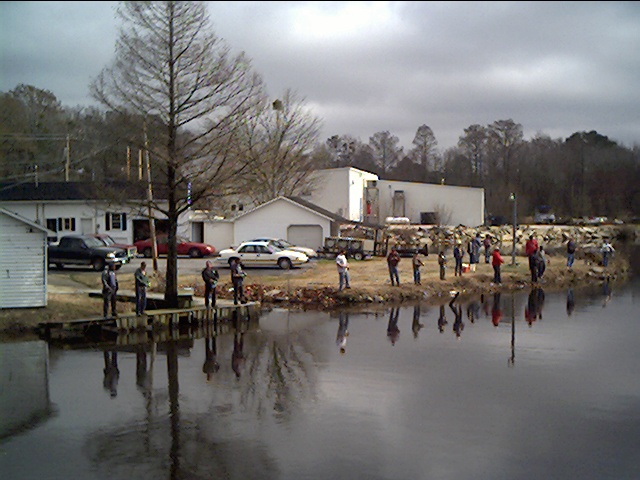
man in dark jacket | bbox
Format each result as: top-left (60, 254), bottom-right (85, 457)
top-left (202, 260), bottom-right (219, 308)
top-left (230, 258), bottom-right (247, 305)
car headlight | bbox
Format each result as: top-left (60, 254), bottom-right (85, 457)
top-left (107, 252), bottom-right (116, 259)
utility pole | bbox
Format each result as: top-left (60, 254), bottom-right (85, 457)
top-left (510, 193), bottom-right (517, 266)
top-left (65, 134), bottom-right (70, 181)
top-left (144, 121), bottom-right (159, 272)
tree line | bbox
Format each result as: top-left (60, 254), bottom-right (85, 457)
top-left (1, 1), bottom-right (638, 304)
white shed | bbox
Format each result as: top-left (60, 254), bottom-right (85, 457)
top-left (0, 208), bottom-right (54, 308)
top-left (232, 196), bottom-right (346, 252)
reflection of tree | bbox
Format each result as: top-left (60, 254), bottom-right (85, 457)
top-left (87, 334), bottom-right (280, 479)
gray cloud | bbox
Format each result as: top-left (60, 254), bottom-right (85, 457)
top-left (2, 1), bottom-right (639, 151)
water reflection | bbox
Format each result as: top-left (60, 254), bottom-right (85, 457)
top-left (3, 279), bottom-right (640, 480)
top-left (492, 292), bottom-right (503, 327)
top-left (525, 287), bottom-right (545, 326)
top-left (386, 307), bottom-right (400, 345)
top-left (566, 288), bottom-right (576, 316)
top-left (336, 312), bottom-right (349, 353)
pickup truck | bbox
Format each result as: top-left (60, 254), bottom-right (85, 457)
top-left (48, 235), bottom-right (130, 271)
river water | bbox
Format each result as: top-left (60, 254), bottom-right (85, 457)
top-left (1, 278), bottom-right (639, 480)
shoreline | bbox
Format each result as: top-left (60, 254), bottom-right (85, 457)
top-left (0, 251), bottom-right (631, 338)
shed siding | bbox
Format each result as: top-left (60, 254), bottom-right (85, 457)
top-left (0, 214), bottom-right (47, 308)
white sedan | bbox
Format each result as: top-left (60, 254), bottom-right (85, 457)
top-left (215, 241), bottom-right (309, 270)
top-left (250, 237), bottom-right (318, 258)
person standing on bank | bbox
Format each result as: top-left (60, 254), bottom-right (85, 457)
top-left (102, 263), bottom-right (118, 318)
top-left (601, 239), bottom-right (615, 267)
top-left (134, 261), bottom-right (151, 315)
top-left (230, 258), bottom-right (247, 305)
top-left (438, 250), bottom-right (447, 280)
top-left (469, 233), bottom-right (482, 272)
top-left (412, 250), bottom-right (424, 285)
top-left (525, 234), bottom-right (539, 283)
top-left (202, 260), bottom-right (219, 308)
top-left (483, 234), bottom-right (492, 264)
top-left (492, 246), bottom-right (504, 284)
top-left (336, 249), bottom-right (351, 291)
top-left (387, 246), bottom-right (401, 286)
top-left (567, 237), bottom-right (577, 268)
top-left (453, 241), bottom-right (464, 277)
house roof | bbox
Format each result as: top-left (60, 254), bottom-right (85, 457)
top-left (0, 207), bottom-right (56, 235)
top-left (0, 181), bottom-right (168, 201)
top-left (233, 196), bottom-right (350, 224)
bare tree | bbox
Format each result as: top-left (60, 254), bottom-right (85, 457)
top-left (238, 89), bottom-right (322, 204)
top-left (90, 1), bottom-right (264, 306)
top-left (410, 124), bottom-right (437, 179)
top-left (457, 124), bottom-right (488, 182)
top-left (369, 130), bottom-right (402, 176)
top-left (487, 119), bottom-right (523, 188)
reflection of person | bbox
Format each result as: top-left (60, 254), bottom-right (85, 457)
top-left (103, 351), bottom-right (119, 398)
top-left (449, 292), bottom-right (464, 338)
top-left (387, 247), bottom-right (401, 286)
top-left (202, 260), bottom-right (219, 308)
top-left (336, 249), bottom-right (351, 291)
top-left (203, 336), bottom-right (220, 381)
top-left (491, 292), bottom-right (502, 327)
top-left (602, 278), bottom-right (612, 307)
top-left (437, 304), bottom-right (447, 333)
top-left (453, 241), bottom-right (464, 277)
top-left (102, 263), bottom-right (118, 318)
top-left (566, 288), bottom-right (575, 316)
top-left (466, 299), bottom-right (481, 324)
top-left (230, 258), bottom-right (247, 305)
top-left (336, 312), bottom-right (349, 354)
top-left (386, 307), bottom-right (400, 345)
top-left (567, 237), bottom-right (576, 268)
top-left (135, 346), bottom-right (150, 396)
top-left (134, 261), bottom-right (151, 315)
top-left (412, 251), bottom-right (424, 285)
top-left (412, 304), bottom-right (424, 338)
top-left (525, 287), bottom-right (545, 325)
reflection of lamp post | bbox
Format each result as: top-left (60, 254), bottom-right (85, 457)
top-left (508, 293), bottom-right (515, 367)
top-left (509, 193), bottom-right (517, 266)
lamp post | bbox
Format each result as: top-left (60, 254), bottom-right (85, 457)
top-left (509, 193), bottom-right (517, 265)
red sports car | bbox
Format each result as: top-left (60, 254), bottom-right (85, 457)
top-left (134, 234), bottom-right (216, 258)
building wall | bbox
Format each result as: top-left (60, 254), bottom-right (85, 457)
top-left (0, 212), bottom-right (48, 308)
top-left (233, 199), bottom-right (332, 251)
top-left (0, 201), bottom-right (188, 244)
top-left (306, 168), bottom-right (377, 222)
top-left (376, 180), bottom-right (485, 227)
top-left (203, 220), bottom-right (235, 251)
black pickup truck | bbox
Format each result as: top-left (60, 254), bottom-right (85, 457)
top-left (48, 234), bottom-right (130, 271)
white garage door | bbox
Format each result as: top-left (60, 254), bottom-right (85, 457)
top-left (287, 225), bottom-right (323, 251)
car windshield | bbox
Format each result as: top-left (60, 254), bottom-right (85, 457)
top-left (277, 239), bottom-right (294, 248)
top-left (84, 237), bottom-right (106, 248)
top-left (100, 236), bottom-right (115, 246)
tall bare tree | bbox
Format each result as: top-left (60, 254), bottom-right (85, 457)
top-left (457, 124), bottom-right (488, 182)
top-left (486, 119), bottom-right (523, 188)
top-left (369, 130), bottom-right (402, 176)
top-left (90, 1), bottom-right (264, 306)
top-left (238, 89), bottom-right (321, 204)
top-left (410, 124), bottom-right (437, 180)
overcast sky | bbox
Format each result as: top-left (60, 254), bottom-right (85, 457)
top-left (2, 1), bottom-right (639, 152)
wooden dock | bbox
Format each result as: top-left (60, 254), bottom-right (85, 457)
top-left (39, 300), bottom-right (260, 340)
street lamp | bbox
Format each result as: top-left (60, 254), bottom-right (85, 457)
top-left (509, 193), bottom-right (517, 266)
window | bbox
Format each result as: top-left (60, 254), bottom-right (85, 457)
top-left (105, 213), bottom-right (127, 231)
top-left (46, 217), bottom-right (76, 232)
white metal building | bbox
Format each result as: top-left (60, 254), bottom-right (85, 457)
top-left (0, 208), bottom-right (54, 308)
top-left (303, 167), bottom-right (485, 227)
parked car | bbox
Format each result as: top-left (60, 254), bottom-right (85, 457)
top-left (215, 241), bottom-right (309, 270)
top-left (91, 233), bottom-right (137, 260)
top-left (134, 234), bottom-right (216, 258)
top-left (48, 234), bottom-right (129, 271)
top-left (249, 237), bottom-right (318, 258)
